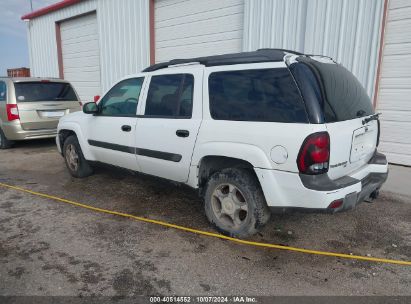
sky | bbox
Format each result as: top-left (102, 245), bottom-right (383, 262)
top-left (0, 0), bottom-right (59, 76)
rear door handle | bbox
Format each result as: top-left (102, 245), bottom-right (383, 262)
top-left (121, 125), bottom-right (132, 132)
top-left (176, 130), bottom-right (189, 138)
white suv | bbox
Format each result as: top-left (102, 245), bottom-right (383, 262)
top-left (56, 49), bottom-right (388, 237)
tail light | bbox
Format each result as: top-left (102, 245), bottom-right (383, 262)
top-left (328, 199), bottom-right (343, 209)
top-left (297, 132), bottom-right (330, 175)
top-left (6, 104), bottom-right (20, 121)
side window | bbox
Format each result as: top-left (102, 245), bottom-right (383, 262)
top-left (0, 81), bottom-right (6, 101)
top-left (208, 68), bottom-right (308, 123)
top-left (99, 78), bottom-right (144, 116)
top-left (144, 74), bottom-right (194, 118)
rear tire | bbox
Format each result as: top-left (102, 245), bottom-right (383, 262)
top-left (63, 135), bottom-right (93, 178)
top-left (0, 128), bottom-right (13, 149)
top-left (204, 168), bottom-right (271, 237)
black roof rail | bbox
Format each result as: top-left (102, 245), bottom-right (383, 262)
top-left (257, 48), bottom-right (304, 55)
top-left (143, 49), bottom-right (305, 72)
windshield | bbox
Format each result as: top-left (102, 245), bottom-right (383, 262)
top-left (291, 57), bottom-right (374, 123)
top-left (14, 82), bottom-right (78, 102)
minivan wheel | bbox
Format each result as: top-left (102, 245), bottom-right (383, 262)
top-left (204, 168), bottom-right (271, 237)
top-left (63, 135), bottom-right (93, 178)
top-left (0, 128), bottom-right (13, 149)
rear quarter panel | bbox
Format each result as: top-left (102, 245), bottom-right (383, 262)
top-left (192, 120), bottom-right (326, 171)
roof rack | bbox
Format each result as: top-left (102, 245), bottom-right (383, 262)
top-left (143, 48), bottom-right (305, 72)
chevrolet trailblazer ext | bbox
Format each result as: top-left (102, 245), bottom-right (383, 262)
top-left (56, 49), bottom-right (388, 237)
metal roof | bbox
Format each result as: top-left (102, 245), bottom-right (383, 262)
top-left (143, 49), bottom-right (303, 72)
top-left (21, 0), bottom-right (81, 20)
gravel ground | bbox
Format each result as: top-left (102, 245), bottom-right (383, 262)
top-left (0, 139), bottom-right (410, 296)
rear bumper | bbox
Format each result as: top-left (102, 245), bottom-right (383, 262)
top-left (255, 151), bottom-right (388, 211)
top-left (332, 171), bottom-right (388, 212)
top-left (1, 122), bottom-right (57, 140)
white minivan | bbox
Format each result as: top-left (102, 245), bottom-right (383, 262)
top-left (56, 49), bottom-right (388, 237)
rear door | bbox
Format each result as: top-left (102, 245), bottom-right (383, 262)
top-left (13, 81), bottom-right (80, 130)
top-left (135, 67), bottom-right (202, 182)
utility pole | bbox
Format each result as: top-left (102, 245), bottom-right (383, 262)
top-left (30, 0), bottom-right (33, 12)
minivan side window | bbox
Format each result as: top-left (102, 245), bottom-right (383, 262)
top-left (144, 74), bottom-right (194, 118)
top-left (99, 78), bottom-right (144, 116)
top-left (0, 81), bottom-right (6, 101)
top-left (208, 68), bottom-right (308, 123)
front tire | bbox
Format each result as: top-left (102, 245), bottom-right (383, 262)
top-left (204, 168), bottom-right (271, 237)
top-left (0, 128), bottom-right (13, 149)
top-left (63, 135), bottom-right (93, 178)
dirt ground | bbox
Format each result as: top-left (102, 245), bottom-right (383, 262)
top-left (0, 139), bottom-right (410, 296)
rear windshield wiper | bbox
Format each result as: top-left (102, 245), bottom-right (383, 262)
top-left (362, 113), bottom-right (381, 125)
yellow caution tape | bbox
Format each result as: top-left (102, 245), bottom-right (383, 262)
top-left (0, 182), bottom-right (410, 266)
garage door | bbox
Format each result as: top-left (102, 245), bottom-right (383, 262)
top-left (377, 0), bottom-right (411, 166)
top-left (155, 0), bottom-right (244, 63)
top-left (60, 13), bottom-right (101, 104)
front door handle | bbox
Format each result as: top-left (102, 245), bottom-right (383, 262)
top-left (176, 130), bottom-right (189, 138)
top-left (121, 125), bottom-right (132, 132)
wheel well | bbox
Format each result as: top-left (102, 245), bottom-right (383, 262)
top-left (198, 156), bottom-right (255, 195)
top-left (58, 130), bottom-right (76, 154)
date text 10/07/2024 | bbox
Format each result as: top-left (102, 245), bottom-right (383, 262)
top-left (149, 296), bottom-right (258, 303)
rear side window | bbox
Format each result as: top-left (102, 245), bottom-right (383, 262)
top-left (14, 82), bottom-right (78, 102)
top-left (208, 68), bottom-right (308, 123)
top-left (0, 81), bottom-right (6, 101)
top-left (145, 74), bottom-right (194, 118)
top-left (295, 58), bottom-right (374, 122)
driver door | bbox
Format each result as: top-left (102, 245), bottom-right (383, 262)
top-left (87, 77), bottom-right (145, 171)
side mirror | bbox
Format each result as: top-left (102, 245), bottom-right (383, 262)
top-left (93, 95), bottom-right (100, 102)
top-left (83, 102), bottom-right (99, 114)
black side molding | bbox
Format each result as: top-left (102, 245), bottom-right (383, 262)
top-left (88, 140), bottom-right (182, 162)
top-left (135, 147), bottom-right (182, 162)
top-left (88, 140), bottom-right (135, 154)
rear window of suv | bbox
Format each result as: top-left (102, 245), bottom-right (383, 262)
top-left (208, 68), bottom-right (308, 123)
top-left (293, 57), bottom-right (374, 123)
top-left (14, 82), bottom-right (78, 102)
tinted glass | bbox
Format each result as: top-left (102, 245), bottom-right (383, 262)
top-left (288, 63), bottom-right (324, 123)
top-left (296, 58), bottom-right (374, 122)
top-left (0, 81), bottom-right (6, 101)
top-left (145, 74), bottom-right (194, 118)
top-left (14, 82), bottom-right (78, 102)
top-left (208, 68), bottom-right (308, 123)
top-left (99, 78), bottom-right (144, 116)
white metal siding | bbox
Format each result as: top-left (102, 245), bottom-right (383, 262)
top-left (154, 0), bottom-right (244, 63)
top-left (243, 0), bottom-right (384, 98)
top-left (377, 0), bottom-right (411, 166)
top-left (27, 0), bottom-right (150, 93)
top-left (27, 0), bottom-right (98, 80)
top-left (61, 13), bottom-right (101, 103)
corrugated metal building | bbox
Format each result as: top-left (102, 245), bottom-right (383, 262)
top-left (21, 0), bottom-right (411, 166)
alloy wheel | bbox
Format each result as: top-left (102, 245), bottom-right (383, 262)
top-left (211, 183), bottom-right (249, 229)
top-left (66, 144), bottom-right (79, 172)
